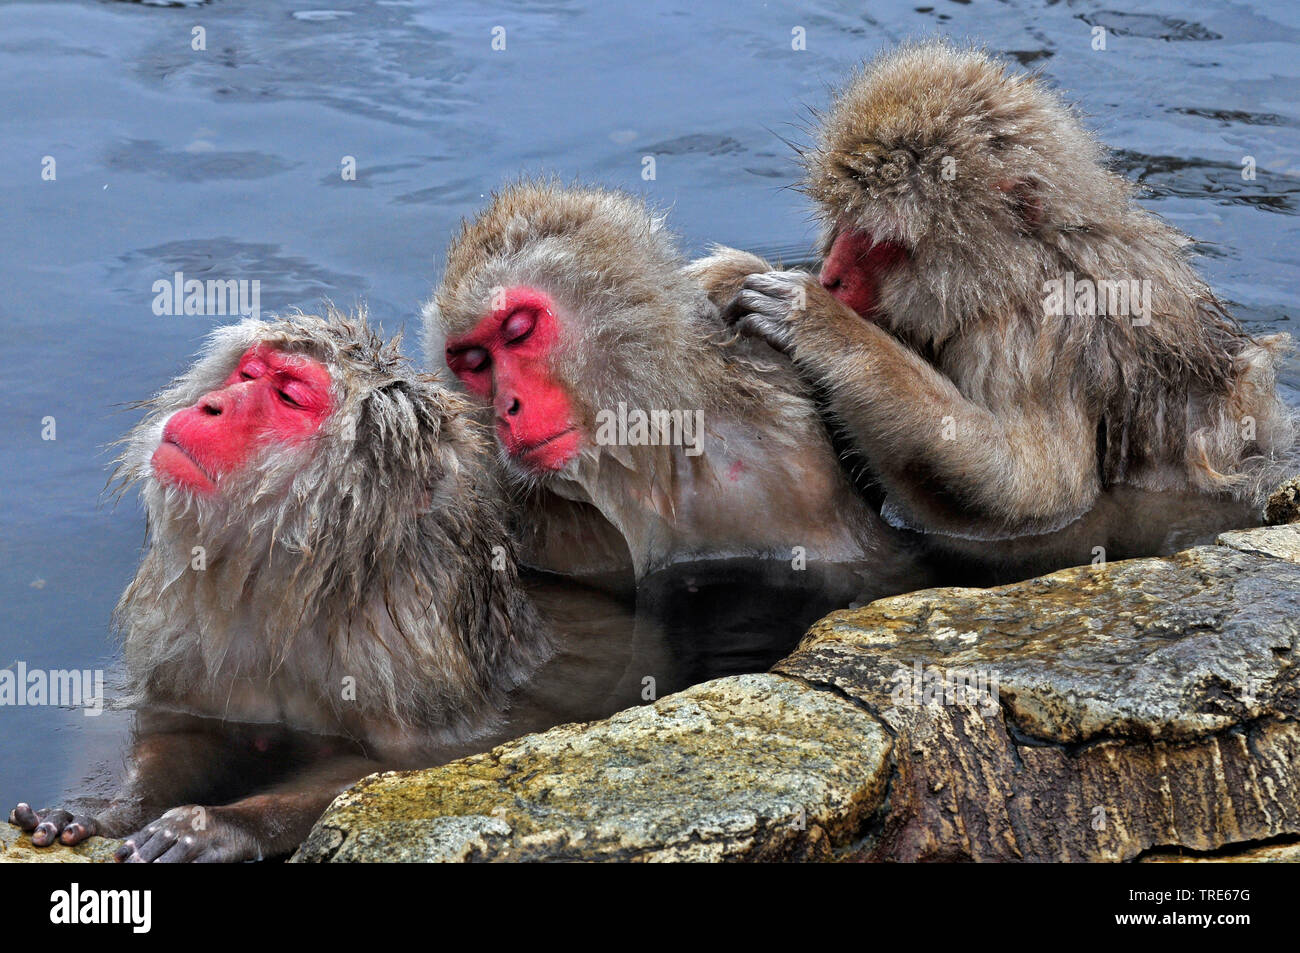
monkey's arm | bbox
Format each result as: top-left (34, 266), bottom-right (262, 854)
top-left (726, 272), bottom-right (1100, 535)
top-left (113, 754), bottom-right (381, 863)
top-left (11, 712), bottom-right (279, 847)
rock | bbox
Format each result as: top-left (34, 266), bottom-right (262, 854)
top-left (773, 534), bottom-right (1300, 861)
top-left (294, 673), bottom-right (891, 862)
top-left (1218, 523), bottom-right (1300, 563)
top-left (1140, 840), bottom-right (1300, 863)
top-left (0, 823), bottom-right (119, 864)
top-left (1265, 476), bottom-right (1300, 525)
top-left (302, 524), bottom-right (1300, 863)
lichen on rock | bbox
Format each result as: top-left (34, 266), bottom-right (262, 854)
top-left (774, 528), bottom-right (1300, 861)
top-left (294, 673), bottom-right (892, 862)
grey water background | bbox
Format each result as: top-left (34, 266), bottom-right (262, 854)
top-left (1, 0), bottom-right (1297, 814)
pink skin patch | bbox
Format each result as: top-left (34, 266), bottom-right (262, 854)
top-left (445, 286), bottom-right (583, 472)
top-left (819, 228), bottom-right (908, 320)
top-left (151, 344), bottom-right (333, 495)
top-left (727, 460), bottom-right (746, 482)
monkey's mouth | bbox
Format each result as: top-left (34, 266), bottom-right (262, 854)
top-left (510, 427), bottom-right (581, 472)
top-left (152, 437), bottom-right (218, 494)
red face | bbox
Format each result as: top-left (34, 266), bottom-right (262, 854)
top-left (444, 287), bottom-right (582, 473)
top-left (819, 228), bottom-right (908, 320)
top-left (151, 344), bottom-right (333, 495)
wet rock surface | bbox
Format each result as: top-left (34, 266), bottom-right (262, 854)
top-left (300, 523), bottom-right (1300, 862)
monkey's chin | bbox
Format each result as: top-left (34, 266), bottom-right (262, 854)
top-left (151, 442), bottom-right (218, 495)
top-left (512, 428), bottom-right (582, 473)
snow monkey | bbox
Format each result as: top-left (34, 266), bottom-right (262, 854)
top-left (11, 311), bottom-right (549, 862)
top-left (425, 181), bottom-right (925, 593)
top-left (725, 40), bottom-right (1295, 548)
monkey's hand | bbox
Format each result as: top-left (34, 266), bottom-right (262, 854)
top-left (11, 801), bottom-right (115, 848)
top-left (722, 270), bottom-right (815, 356)
top-left (115, 805), bottom-right (263, 863)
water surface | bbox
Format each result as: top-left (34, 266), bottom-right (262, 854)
top-left (2, 0), bottom-right (1297, 812)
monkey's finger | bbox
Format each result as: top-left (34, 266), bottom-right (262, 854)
top-left (723, 292), bottom-right (788, 329)
top-left (116, 824), bottom-right (159, 862)
top-left (59, 816), bottom-right (99, 845)
top-left (154, 835), bottom-right (200, 864)
top-left (730, 313), bottom-right (796, 354)
top-left (30, 809), bottom-right (73, 847)
top-left (122, 827), bottom-right (174, 863)
top-left (10, 803), bottom-right (43, 831)
top-left (736, 289), bottom-right (795, 320)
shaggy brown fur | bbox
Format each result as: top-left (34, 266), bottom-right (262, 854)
top-left (426, 181), bottom-right (907, 584)
top-left (728, 40), bottom-right (1295, 538)
top-left (114, 310), bottom-right (548, 744)
top-left (15, 310), bottom-right (551, 862)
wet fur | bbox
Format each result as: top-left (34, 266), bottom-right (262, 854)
top-left (425, 182), bottom-right (892, 579)
top-left (746, 40), bottom-right (1294, 532)
top-left (114, 310), bottom-right (548, 752)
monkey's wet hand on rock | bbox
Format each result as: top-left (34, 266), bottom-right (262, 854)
top-left (722, 270), bottom-right (813, 355)
top-left (10, 802), bottom-right (102, 847)
top-left (115, 805), bottom-right (255, 864)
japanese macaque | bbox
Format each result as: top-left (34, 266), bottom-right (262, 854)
top-left (11, 311), bottom-right (549, 862)
top-left (726, 41), bottom-right (1296, 549)
top-left (425, 181), bottom-right (922, 593)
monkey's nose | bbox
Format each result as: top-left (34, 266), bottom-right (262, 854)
top-left (198, 393), bottom-right (225, 416)
top-left (505, 397), bottom-right (521, 417)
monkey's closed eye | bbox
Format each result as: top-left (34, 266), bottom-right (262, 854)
top-left (501, 310), bottom-right (536, 345)
top-left (276, 389), bottom-right (301, 408)
top-left (453, 347), bottom-right (490, 373)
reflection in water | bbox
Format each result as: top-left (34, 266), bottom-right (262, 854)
top-left (903, 486), bottom-right (1263, 589)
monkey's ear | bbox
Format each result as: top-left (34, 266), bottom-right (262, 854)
top-left (995, 178), bottom-right (1043, 229)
